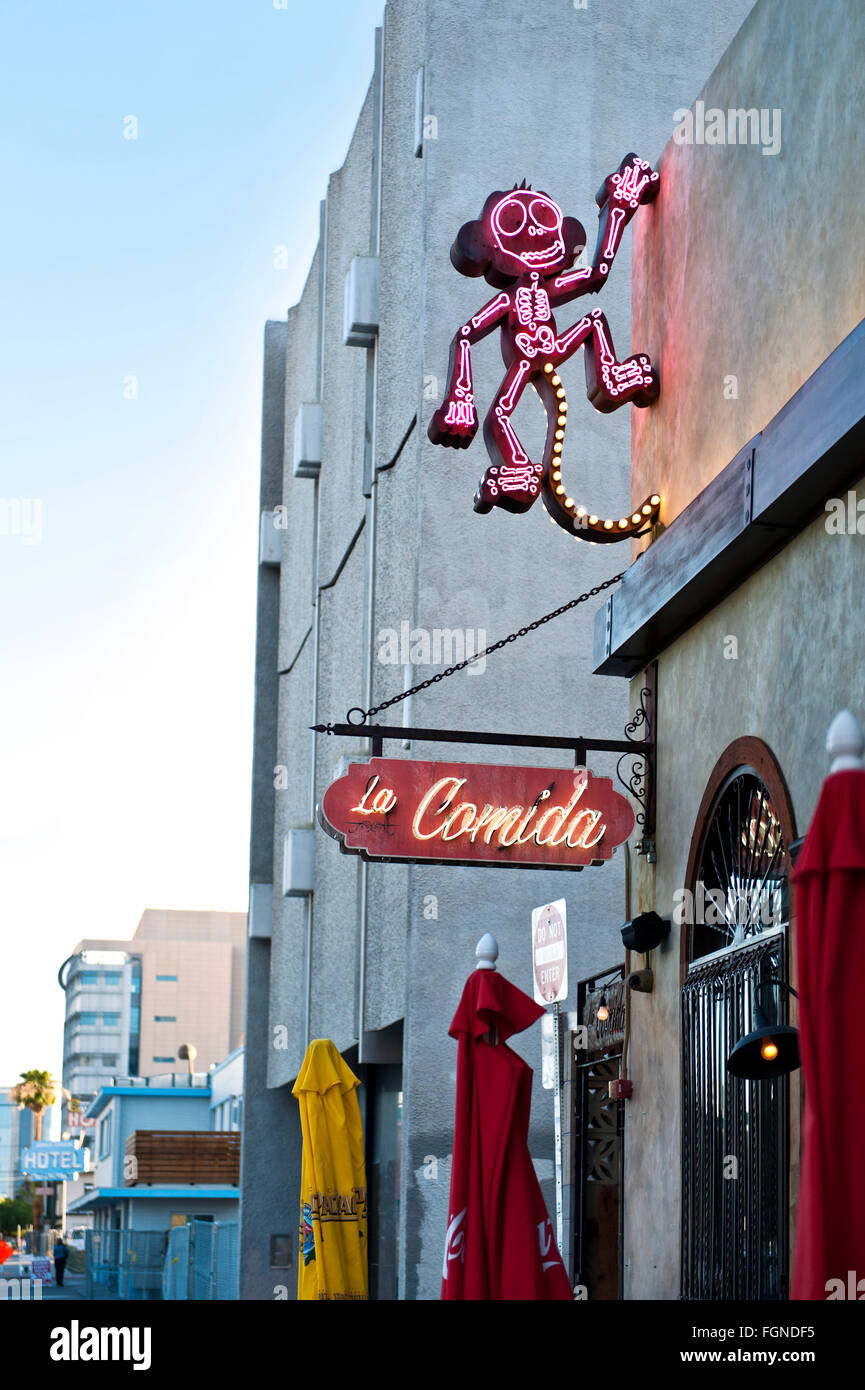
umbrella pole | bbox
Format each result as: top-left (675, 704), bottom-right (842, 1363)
top-left (476, 933), bottom-right (499, 1046)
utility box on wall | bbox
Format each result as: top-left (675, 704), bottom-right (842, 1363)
top-left (343, 256), bottom-right (380, 347)
top-left (282, 828), bottom-right (315, 897)
top-left (259, 511), bottom-right (282, 566)
top-left (292, 403), bottom-right (322, 479)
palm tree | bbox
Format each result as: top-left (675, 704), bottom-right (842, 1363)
top-left (11, 1070), bottom-right (57, 1141)
top-left (11, 1070), bottom-right (58, 1234)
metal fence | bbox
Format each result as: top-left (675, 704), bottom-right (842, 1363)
top-left (85, 1229), bottom-right (167, 1301)
top-left (84, 1220), bottom-right (238, 1300)
top-left (163, 1220), bottom-right (239, 1301)
top-left (162, 1224), bottom-right (190, 1300)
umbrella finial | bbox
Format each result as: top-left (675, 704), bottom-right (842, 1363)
top-left (827, 709), bottom-right (865, 772)
top-left (475, 933), bottom-right (499, 970)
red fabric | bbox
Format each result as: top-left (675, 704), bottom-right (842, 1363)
top-left (792, 769), bottom-right (865, 1299)
top-left (0, 1240), bottom-right (12, 1265)
top-left (441, 969), bottom-right (572, 1300)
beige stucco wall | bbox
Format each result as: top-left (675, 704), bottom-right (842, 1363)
top-left (630, 0), bottom-right (865, 531)
top-left (622, 0), bottom-right (865, 1299)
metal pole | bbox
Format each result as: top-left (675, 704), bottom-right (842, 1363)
top-left (553, 1001), bottom-right (563, 1254)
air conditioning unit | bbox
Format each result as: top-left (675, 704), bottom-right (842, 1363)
top-left (343, 257), bottom-right (380, 347)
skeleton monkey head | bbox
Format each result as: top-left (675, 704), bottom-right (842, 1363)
top-left (450, 183), bottom-right (586, 287)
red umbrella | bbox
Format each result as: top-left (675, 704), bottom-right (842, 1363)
top-left (441, 956), bottom-right (572, 1300)
top-left (792, 721), bottom-right (865, 1300)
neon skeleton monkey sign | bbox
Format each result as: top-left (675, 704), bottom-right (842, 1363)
top-left (428, 154), bottom-right (662, 542)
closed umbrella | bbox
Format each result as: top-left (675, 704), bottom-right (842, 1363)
top-left (292, 1039), bottom-right (368, 1301)
top-left (792, 713), bottom-right (865, 1299)
top-left (442, 953), bottom-right (572, 1300)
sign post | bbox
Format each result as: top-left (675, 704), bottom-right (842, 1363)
top-left (532, 898), bottom-right (568, 1256)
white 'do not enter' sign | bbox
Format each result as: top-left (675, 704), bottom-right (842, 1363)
top-left (532, 898), bottom-right (568, 1006)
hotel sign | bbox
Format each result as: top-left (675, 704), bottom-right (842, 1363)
top-left (319, 759), bottom-right (634, 870)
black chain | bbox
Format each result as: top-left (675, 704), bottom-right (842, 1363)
top-left (346, 570), bottom-right (625, 725)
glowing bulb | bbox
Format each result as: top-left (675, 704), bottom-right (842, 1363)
top-left (550, 375), bottom-right (561, 386)
top-left (565, 497), bottom-right (574, 509)
top-left (543, 362), bottom-right (554, 374)
top-left (604, 519), bottom-right (614, 530)
top-left (631, 513), bottom-right (641, 524)
top-left (761, 1039), bottom-right (779, 1062)
top-left (576, 507), bottom-right (587, 517)
top-left (556, 388), bottom-right (566, 399)
top-left (553, 442), bottom-right (562, 454)
top-left (555, 430), bottom-right (564, 441)
top-left (641, 504), bottom-right (652, 515)
top-left (589, 515), bottom-right (598, 525)
top-left (650, 494), bottom-right (660, 505)
top-left (555, 485), bottom-right (565, 495)
top-left (619, 518), bottom-right (628, 528)
top-left (551, 471), bottom-right (561, 482)
top-left (597, 1003), bottom-right (609, 1021)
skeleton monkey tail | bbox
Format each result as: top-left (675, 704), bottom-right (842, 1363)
top-left (537, 366), bottom-right (661, 542)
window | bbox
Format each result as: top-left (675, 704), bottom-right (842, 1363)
top-left (103, 1013), bottom-right (120, 1026)
top-left (129, 1006), bottom-right (140, 1031)
top-left (156, 975), bottom-right (178, 982)
top-left (80, 1013), bottom-right (99, 1027)
top-left (130, 976), bottom-right (140, 994)
top-left (80, 971), bottom-right (99, 987)
top-left (154, 1016), bottom-right (176, 1023)
top-left (153, 1056), bottom-right (174, 1063)
top-left (101, 1055), bottom-right (118, 1067)
top-left (103, 971), bottom-right (122, 984)
top-left (98, 1114), bottom-right (112, 1159)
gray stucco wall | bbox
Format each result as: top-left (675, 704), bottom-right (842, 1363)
top-left (621, 0), bottom-right (865, 1299)
top-left (244, 0), bottom-right (757, 1300)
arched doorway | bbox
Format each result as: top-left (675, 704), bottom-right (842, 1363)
top-left (680, 739), bottom-right (796, 1300)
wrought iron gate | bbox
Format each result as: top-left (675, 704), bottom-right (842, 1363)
top-left (681, 933), bottom-right (789, 1299)
top-left (574, 972), bottom-right (625, 1299)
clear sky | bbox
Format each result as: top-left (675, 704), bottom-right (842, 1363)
top-left (0, 0), bottom-right (384, 1120)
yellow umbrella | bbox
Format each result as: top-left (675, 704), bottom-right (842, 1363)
top-left (292, 1039), bottom-right (368, 1301)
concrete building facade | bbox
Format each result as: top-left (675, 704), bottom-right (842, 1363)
top-left (242, 0), bottom-right (756, 1300)
top-left (60, 909), bottom-right (246, 1105)
top-left (592, 0), bottom-right (865, 1299)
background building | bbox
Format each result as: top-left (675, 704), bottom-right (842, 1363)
top-left (242, 0), bottom-right (756, 1300)
top-left (59, 909), bottom-right (246, 1106)
top-left (592, 0), bottom-right (865, 1298)
top-left (0, 1087), bottom-right (33, 1201)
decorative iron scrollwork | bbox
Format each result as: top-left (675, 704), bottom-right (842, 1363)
top-left (616, 685), bottom-right (655, 860)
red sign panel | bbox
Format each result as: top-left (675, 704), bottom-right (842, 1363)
top-left (320, 759), bottom-right (634, 870)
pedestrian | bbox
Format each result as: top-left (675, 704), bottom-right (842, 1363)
top-left (53, 1235), bottom-right (68, 1287)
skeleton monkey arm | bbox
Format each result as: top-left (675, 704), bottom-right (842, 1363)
top-left (428, 293), bottom-right (510, 448)
top-left (590, 153), bottom-right (661, 276)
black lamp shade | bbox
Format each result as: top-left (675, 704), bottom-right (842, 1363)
top-left (726, 1004), bottom-right (801, 1079)
top-left (621, 911), bottom-right (670, 953)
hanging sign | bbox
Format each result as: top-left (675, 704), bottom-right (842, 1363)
top-left (532, 899), bottom-right (568, 1005)
top-left (319, 760), bottom-right (634, 870)
top-left (427, 154), bottom-right (662, 542)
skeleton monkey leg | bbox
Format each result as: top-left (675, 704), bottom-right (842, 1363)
top-left (583, 309), bottom-right (659, 414)
top-left (474, 357), bottom-right (544, 514)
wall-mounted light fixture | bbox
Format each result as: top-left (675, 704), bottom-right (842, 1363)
top-left (727, 981), bottom-right (800, 1079)
top-left (621, 911), bottom-right (670, 953)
